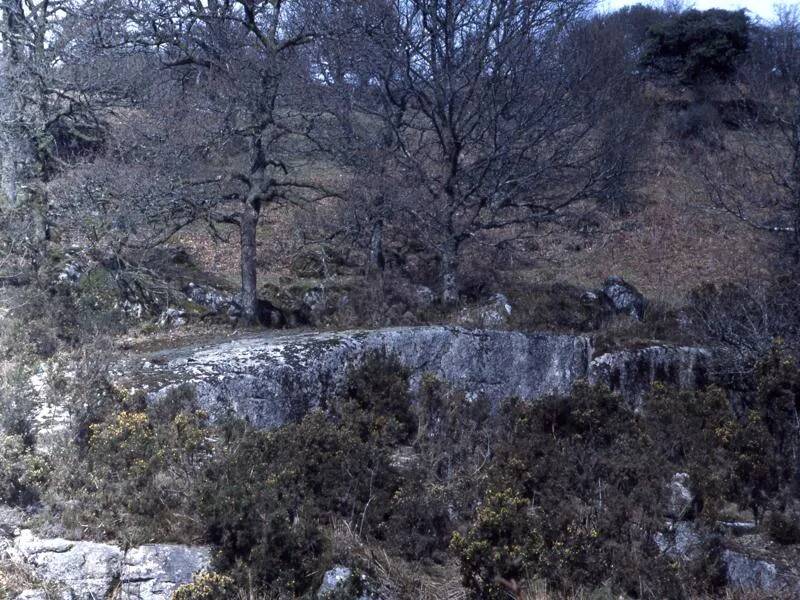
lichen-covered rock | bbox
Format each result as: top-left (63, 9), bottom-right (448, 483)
top-left (317, 566), bottom-right (379, 600)
top-left (601, 276), bottom-right (647, 320)
top-left (458, 293), bottom-right (512, 328)
top-left (137, 327), bottom-right (592, 429)
top-left (183, 282), bottom-right (238, 316)
top-left (588, 345), bottom-right (710, 408)
top-left (11, 530), bottom-right (123, 600)
top-left (722, 550), bottom-right (781, 592)
top-left (317, 566), bottom-right (353, 597)
top-left (666, 473), bottom-right (695, 520)
top-left (7, 531), bottom-right (211, 600)
top-left (654, 521), bottom-right (702, 559)
top-left (118, 544), bottom-right (212, 600)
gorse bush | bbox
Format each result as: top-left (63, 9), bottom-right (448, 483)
top-left (451, 488), bottom-right (539, 600)
top-left (455, 384), bottom-right (677, 598)
top-left (171, 572), bottom-right (237, 600)
top-left (0, 434), bottom-right (49, 505)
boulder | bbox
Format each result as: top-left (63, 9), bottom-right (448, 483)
top-left (317, 566), bottom-right (379, 600)
top-left (183, 282), bottom-right (240, 317)
top-left (317, 566), bottom-right (353, 597)
top-left (601, 276), bottom-right (647, 320)
top-left (666, 473), bottom-right (695, 520)
top-left (158, 308), bottom-right (187, 328)
top-left (722, 550), bottom-right (780, 592)
top-left (654, 521), bottom-right (703, 559)
top-left (11, 530), bottom-right (123, 600)
top-left (14, 591), bottom-right (48, 600)
top-left (458, 293), bottom-right (512, 328)
top-left (118, 544), bottom-right (212, 600)
top-left (128, 326), bottom-right (711, 430)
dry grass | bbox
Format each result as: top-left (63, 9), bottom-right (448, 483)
top-left (0, 559), bottom-right (62, 599)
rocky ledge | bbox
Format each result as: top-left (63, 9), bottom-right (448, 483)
top-left (124, 326), bottom-right (710, 429)
top-left (3, 530), bottom-right (210, 600)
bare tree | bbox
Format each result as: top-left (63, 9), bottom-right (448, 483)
top-left (0, 0), bottom-right (108, 273)
top-left (107, 0), bottom-right (339, 324)
top-left (356, 0), bottom-right (637, 304)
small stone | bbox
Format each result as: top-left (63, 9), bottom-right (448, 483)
top-left (666, 473), bottom-right (694, 520)
top-left (318, 566), bottom-right (353, 597)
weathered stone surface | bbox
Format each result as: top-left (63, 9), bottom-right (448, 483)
top-left (588, 345), bottom-right (710, 408)
top-left (318, 566), bottom-right (353, 597)
top-left (723, 550), bottom-right (781, 592)
top-left (8, 531), bottom-right (211, 600)
top-left (317, 566), bottom-right (380, 600)
top-left (654, 521), bottom-right (703, 559)
top-left (11, 530), bottom-right (123, 600)
top-left (602, 275), bottom-right (646, 320)
top-left (458, 293), bottom-right (512, 328)
top-left (666, 473), bottom-right (694, 520)
top-left (118, 544), bottom-right (212, 600)
top-left (139, 327), bottom-right (593, 428)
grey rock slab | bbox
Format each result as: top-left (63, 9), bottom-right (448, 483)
top-left (723, 550), bottom-right (781, 592)
top-left (12, 529), bottom-right (123, 600)
top-left (588, 345), bottom-right (710, 408)
top-left (666, 473), bottom-right (694, 520)
top-left (118, 544), bottom-right (212, 600)
top-left (654, 521), bottom-right (702, 559)
top-left (137, 327), bottom-right (593, 429)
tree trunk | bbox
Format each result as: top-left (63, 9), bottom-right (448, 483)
top-left (440, 237), bottom-right (459, 305)
top-left (367, 217), bottom-right (384, 280)
top-left (239, 198), bottom-right (260, 325)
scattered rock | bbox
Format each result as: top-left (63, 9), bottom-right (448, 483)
top-left (158, 308), bottom-right (187, 328)
top-left (666, 473), bottom-right (694, 520)
top-left (601, 276), bottom-right (647, 320)
top-left (118, 544), bottom-right (212, 600)
top-left (318, 566), bottom-right (353, 597)
top-left (654, 521), bottom-right (702, 559)
top-left (317, 566), bottom-right (379, 599)
top-left (723, 550), bottom-right (780, 592)
top-left (11, 530), bottom-right (123, 600)
top-left (458, 293), bottom-right (512, 328)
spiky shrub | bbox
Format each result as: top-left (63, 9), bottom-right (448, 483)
top-left (171, 572), bottom-right (237, 600)
top-left (451, 489), bottom-right (539, 600)
top-left (456, 384), bottom-right (680, 598)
